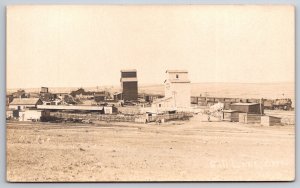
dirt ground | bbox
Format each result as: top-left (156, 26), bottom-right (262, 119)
top-left (6, 114), bottom-right (295, 182)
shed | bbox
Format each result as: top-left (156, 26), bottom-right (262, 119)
top-left (239, 113), bottom-right (262, 124)
top-left (19, 110), bottom-right (43, 121)
top-left (261, 116), bottom-right (282, 126)
top-left (94, 94), bottom-right (106, 102)
top-left (222, 110), bottom-right (240, 122)
top-left (230, 103), bottom-right (263, 114)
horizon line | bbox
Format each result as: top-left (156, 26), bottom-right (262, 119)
top-left (6, 81), bottom-right (295, 90)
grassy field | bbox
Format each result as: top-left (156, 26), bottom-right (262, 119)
top-left (6, 114), bottom-right (295, 182)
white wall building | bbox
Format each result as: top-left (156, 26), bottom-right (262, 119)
top-left (152, 70), bottom-right (191, 110)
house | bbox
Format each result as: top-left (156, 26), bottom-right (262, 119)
top-left (9, 98), bottom-right (43, 110)
top-left (230, 102), bottom-right (263, 114)
top-left (120, 69), bottom-right (138, 101)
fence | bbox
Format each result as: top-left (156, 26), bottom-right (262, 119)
top-left (148, 112), bottom-right (193, 122)
top-left (50, 111), bottom-right (193, 123)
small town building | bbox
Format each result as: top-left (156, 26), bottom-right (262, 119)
top-left (222, 110), bottom-right (240, 122)
top-left (113, 92), bottom-right (123, 101)
top-left (238, 113), bottom-right (262, 124)
top-left (18, 110), bottom-right (50, 121)
top-left (261, 116), bottom-right (282, 126)
top-left (94, 93), bottom-right (107, 102)
top-left (9, 98), bottom-right (43, 110)
top-left (230, 103), bottom-right (263, 114)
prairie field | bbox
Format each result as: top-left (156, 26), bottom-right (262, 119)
top-left (6, 112), bottom-right (295, 182)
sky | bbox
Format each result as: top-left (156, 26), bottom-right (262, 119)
top-left (7, 5), bottom-right (295, 88)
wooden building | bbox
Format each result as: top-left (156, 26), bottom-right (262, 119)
top-left (222, 110), bottom-right (240, 122)
top-left (261, 116), bottom-right (282, 126)
top-left (121, 69), bottom-right (138, 101)
top-left (239, 113), bottom-right (262, 124)
top-left (230, 103), bottom-right (263, 114)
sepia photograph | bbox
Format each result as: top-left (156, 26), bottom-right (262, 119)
top-left (6, 5), bottom-right (295, 182)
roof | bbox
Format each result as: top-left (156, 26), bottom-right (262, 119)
top-left (121, 69), bottom-right (137, 72)
top-left (114, 92), bottom-right (122, 95)
top-left (231, 103), bottom-right (259, 106)
top-left (10, 98), bottom-right (41, 105)
top-left (37, 105), bottom-right (105, 111)
top-left (263, 115), bottom-right (281, 119)
top-left (121, 77), bottom-right (138, 82)
top-left (152, 97), bottom-right (172, 104)
top-left (166, 70), bottom-right (188, 73)
top-left (94, 93), bottom-right (106, 97)
top-left (53, 92), bottom-right (69, 94)
top-left (223, 110), bottom-right (240, 113)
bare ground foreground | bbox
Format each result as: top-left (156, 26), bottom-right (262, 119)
top-left (6, 114), bottom-right (295, 182)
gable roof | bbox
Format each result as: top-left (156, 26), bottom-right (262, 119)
top-left (10, 98), bottom-right (41, 105)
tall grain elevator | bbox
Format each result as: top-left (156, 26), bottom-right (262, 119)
top-left (120, 69), bottom-right (138, 101)
top-left (164, 70), bottom-right (191, 108)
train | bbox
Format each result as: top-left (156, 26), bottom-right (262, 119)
top-left (191, 96), bottom-right (293, 111)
